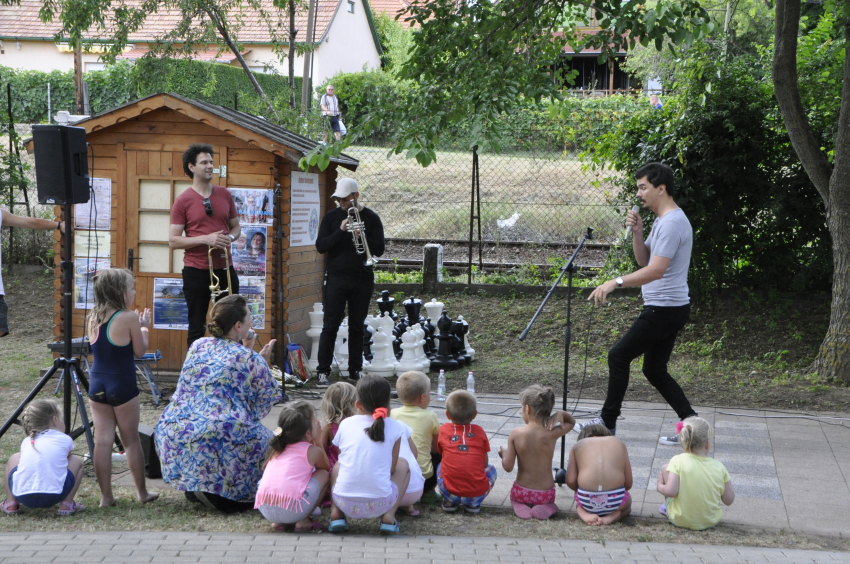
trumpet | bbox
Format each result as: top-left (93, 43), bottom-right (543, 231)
top-left (208, 245), bottom-right (233, 301)
top-left (346, 198), bottom-right (375, 267)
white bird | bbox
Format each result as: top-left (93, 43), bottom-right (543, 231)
top-left (497, 212), bottom-right (521, 229)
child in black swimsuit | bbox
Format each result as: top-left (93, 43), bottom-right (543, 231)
top-left (87, 268), bottom-right (159, 507)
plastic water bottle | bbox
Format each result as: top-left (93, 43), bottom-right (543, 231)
top-left (466, 371), bottom-right (475, 393)
top-left (437, 370), bottom-right (446, 400)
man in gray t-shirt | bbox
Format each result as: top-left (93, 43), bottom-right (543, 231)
top-left (585, 163), bottom-right (697, 445)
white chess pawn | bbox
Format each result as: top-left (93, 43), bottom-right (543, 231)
top-left (306, 303), bottom-right (323, 370)
top-left (457, 315), bottom-right (475, 361)
top-left (413, 323), bottom-right (430, 373)
top-left (364, 330), bottom-right (395, 378)
top-left (335, 318), bottom-right (350, 376)
top-left (396, 326), bottom-right (424, 373)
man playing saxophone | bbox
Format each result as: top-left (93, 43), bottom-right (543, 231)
top-left (315, 178), bottom-right (385, 386)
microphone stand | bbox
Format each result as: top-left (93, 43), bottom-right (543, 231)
top-left (519, 227), bottom-right (593, 485)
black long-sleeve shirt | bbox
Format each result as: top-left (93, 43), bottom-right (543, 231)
top-left (316, 206), bottom-right (385, 277)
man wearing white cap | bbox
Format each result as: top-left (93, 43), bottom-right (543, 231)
top-left (314, 178), bottom-right (385, 386)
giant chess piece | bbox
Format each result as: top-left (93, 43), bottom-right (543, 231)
top-left (430, 310), bottom-right (459, 370)
top-left (363, 322), bottom-right (374, 363)
top-left (396, 326), bottom-right (424, 373)
top-left (378, 311), bottom-right (398, 366)
top-left (335, 318), bottom-right (350, 377)
top-left (457, 315), bottom-right (475, 361)
top-left (424, 317), bottom-right (437, 360)
top-left (403, 296), bottom-right (424, 325)
top-left (454, 318), bottom-right (472, 365)
top-left (365, 326), bottom-right (396, 378)
top-left (450, 320), bottom-right (468, 367)
top-left (377, 290), bottom-right (399, 322)
top-left (457, 315), bottom-right (475, 362)
top-left (424, 298), bottom-right (444, 325)
top-left (392, 317), bottom-right (409, 361)
top-left (306, 303), bottom-right (323, 370)
top-left (413, 321), bottom-right (430, 373)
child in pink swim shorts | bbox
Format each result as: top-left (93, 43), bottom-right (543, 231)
top-left (566, 423), bottom-right (633, 525)
top-left (499, 385), bottom-right (575, 519)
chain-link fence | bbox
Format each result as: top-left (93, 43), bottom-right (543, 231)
top-left (339, 143), bottom-right (625, 245)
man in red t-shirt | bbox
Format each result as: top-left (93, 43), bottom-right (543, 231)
top-left (169, 144), bottom-right (241, 346)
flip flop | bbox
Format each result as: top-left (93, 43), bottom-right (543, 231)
top-left (57, 501), bottom-right (85, 516)
top-left (399, 506), bottom-right (420, 517)
top-left (273, 523), bottom-right (295, 532)
top-left (530, 503), bottom-right (559, 520)
top-left (510, 500), bottom-right (534, 520)
top-left (379, 519), bottom-right (400, 535)
top-left (328, 518), bottom-right (349, 533)
top-left (294, 519), bottom-right (324, 533)
top-left (1, 499), bottom-right (20, 515)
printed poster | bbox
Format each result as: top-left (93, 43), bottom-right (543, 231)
top-left (290, 172), bottom-right (320, 247)
top-left (232, 226), bottom-right (267, 277)
top-left (152, 278), bottom-right (189, 330)
top-left (229, 188), bottom-right (274, 226)
top-left (239, 276), bottom-right (266, 330)
top-left (74, 178), bottom-right (111, 231)
top-left (73, 230), bottom-right (110, 261)
top-left (74, 258), bottom-right (110, 309)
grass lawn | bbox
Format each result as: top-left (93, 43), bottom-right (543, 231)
top-left (0, 266), bottom-right (848, 551)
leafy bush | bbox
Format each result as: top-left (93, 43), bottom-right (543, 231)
top-left (583, 42), bottom-right (830, 293)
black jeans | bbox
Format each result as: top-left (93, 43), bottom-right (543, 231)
top-left (600, 304), bottom-right (696, 430)
top-left (182, 266), bottom-right (239, 348)
top-left (317, 273), bottom-right (374, 374)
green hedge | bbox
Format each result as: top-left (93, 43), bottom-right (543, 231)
top-left (0, 59), bottom-right (303, 124)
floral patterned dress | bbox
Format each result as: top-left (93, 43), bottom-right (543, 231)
top-left (155, 337), bottom-right (282, 501)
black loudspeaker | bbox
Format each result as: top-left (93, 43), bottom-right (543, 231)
top-left (32, 124), bottom-right (90, 205)
top-left (138, 424), bottom-right (162, 479)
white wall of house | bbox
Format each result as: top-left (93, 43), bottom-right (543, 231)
top-left (0, 40), bottom-right (104, 72)
top-left (313, 0), bottom-right (380, 85)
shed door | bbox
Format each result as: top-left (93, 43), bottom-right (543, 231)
top-left (124, 149), bottom-right (223, 370)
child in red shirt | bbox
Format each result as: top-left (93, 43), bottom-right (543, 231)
top-left (437, 390), bottom-right (496, 513)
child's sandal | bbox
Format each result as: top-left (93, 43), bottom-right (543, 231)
top-left (57, 501), bottom-right (85, 516)
top-left (1, 499), bottom-right (20, 515)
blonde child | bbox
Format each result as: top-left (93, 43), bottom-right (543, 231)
top-left (657, 416), bottom-right (735, 530)
top-left (438, 390), bottom-right (497, 513)
top-left (499, 385), bottom-right (575, 520)
top-left (390, 371), bottom-right (440, 506)
top-left (2, 399), bottom-right (85, 515)
top-left (320, 382), bottom-right (357, 471)
top-left (566, 424), bottom-right (633, 525)
top-left (87, 268), bottom-right (158, 507)
top-left (329, 375), bottom-right (410, 535)
top-left (255, 401), bottom-right (330, 532)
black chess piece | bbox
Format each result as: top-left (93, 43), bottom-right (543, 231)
top-left (403, 296), bottom-right (423, 325)
top-left (363, 322), bottom-right (374, 363)
top-left (423, 318), bottom-right (437, 360)
top-left (455, 317), bottom-right (472, 365)
top-left (430, 310), bottom-right (459, 370)
top-left (392, 317), bottom-right (409, 360)
top-left (450, 320), bottom-right (467, 367)
top-left (377, 290), bottom-right (398, 322)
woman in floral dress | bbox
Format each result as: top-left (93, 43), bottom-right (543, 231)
top-left (155, 295), bottom-right (281, 513)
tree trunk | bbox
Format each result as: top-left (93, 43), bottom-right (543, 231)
top-left (773, 0), bottom-right (850, 384)
top-left (74, 45), bottom-right (84, 115)
top-left (301, 0), bottom-right (316, 112)
top-left (288, 0), bottom-right (297, 109)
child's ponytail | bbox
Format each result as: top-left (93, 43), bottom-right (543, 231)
top-left (355, 375), bottom-right (392, 443)
top-left (21, 399), bottom-right (61, 451)
top-left (678, 416), bottom-right (713, 453)
top-left (264, 403), bottom-right (313, 466)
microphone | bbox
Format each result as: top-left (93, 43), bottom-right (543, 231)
top-left (623, 205), bottom-right (640, 240)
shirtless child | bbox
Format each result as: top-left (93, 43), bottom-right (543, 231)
top-left (566, 424), bottom-right (633, 525)
top-left (499, 385), bottom-right (575, 519)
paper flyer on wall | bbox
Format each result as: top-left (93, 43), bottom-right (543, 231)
top-left (73, 230), bottom-right (111, 261)
top-left (290, 172), bottom-right (321, 247)
top-left (74, 178), bottom-right (111, 231)
top-left (229, 188), bottom-right (274, 226)
top-left (74, 258), bottom-right (110, 309)
top-left (239, 276), bottom-right (266, 329)
top-left (232, 226), bottom-right (267, 277)
top-left (152, 278), bottom-right (189, 330)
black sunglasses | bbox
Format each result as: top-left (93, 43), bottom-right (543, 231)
top-left (203, 197), bottom-right (213, 216)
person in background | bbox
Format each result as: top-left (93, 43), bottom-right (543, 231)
top-left (321, 84), bottom-right (342, 143)
top-left (649, 94), bottom-right (663, 110)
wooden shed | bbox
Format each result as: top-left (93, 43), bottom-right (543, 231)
top-left (28, 93), bottom-right (358, 371)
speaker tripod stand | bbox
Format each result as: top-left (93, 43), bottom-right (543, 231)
top-left (0, 126), bottom-right (95, 458)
